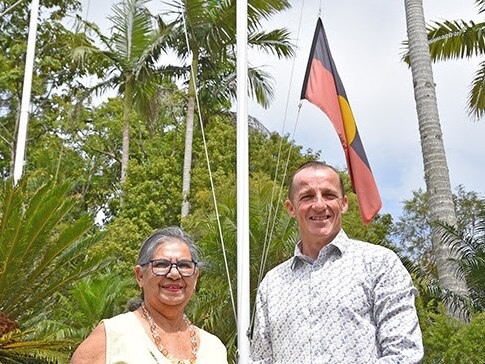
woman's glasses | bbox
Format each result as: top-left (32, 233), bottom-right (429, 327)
top-left (142, 259), bottom-right (197, 277)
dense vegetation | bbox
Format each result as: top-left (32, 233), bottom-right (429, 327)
top-left (1, 0), bottom-right (484, 363)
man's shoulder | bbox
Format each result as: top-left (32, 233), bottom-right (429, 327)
top-left (346, 237), bottom-right (399, 260)
top-left (261, 256), bottom-right (294, 280)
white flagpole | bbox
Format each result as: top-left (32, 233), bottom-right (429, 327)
top-left (13, 0), bottom-right (40, 184)
top-left (236, 0), bottom-right (250, 362)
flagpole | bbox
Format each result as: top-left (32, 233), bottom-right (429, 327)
top-left (236, 0), bottom-right (250, 362)
top-left (13, 0), bottom-right (40, 184)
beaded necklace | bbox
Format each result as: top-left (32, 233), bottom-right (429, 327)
top-left (141, 303), bottom-right (198, 364)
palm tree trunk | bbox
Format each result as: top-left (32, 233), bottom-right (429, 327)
top-left (181, 53), bottom-right (199, 218)
top-left (121, 80), bottom-right (132, 185)
top-left (404, 0), bottom-right (468, 319)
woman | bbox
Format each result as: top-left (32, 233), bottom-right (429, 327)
top-left (71, 226), bottom-right (228, 363)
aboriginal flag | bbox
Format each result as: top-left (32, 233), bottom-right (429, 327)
top-left (300, 18), bottom-right (381, 224)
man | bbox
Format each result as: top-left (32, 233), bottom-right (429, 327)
top-left (250, 162), bottom-right (423, 363)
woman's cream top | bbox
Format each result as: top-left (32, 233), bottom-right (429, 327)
top-left (103, 311), bottom-right (227, 364)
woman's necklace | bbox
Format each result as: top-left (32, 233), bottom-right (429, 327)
top-left (141, 302), bottom-right (198, 364)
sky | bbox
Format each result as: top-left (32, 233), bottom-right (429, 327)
top-left (77, 0), bottom-right (484, 220)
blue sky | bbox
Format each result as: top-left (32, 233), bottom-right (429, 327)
top-left (79, 0), bottom-right (484, 220)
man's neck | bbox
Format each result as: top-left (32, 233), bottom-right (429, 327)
top-left (300, 231), bottom-right (340, 260)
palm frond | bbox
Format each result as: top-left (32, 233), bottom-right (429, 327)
top-left (468, 59), bottom-right (485, 120)
top-left (248, 66), bottom-right (275, 109)
top-left (476, 0), bottom-right (485, 14)
top-left (427, 20), bottom-right (485, 61)
top-left (0, 329), bottom-right (75, 364)
top-left (249, 28), bottom-right (295, 58)
top-left (247, 0), bottom-right (291, 27)
top-left (111, 0), bottom-right (154, 63)
top-left (435, 218), bottom-right (485, 314)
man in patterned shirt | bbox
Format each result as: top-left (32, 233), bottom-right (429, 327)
top-left (250, 162), bottom-right (423, 363)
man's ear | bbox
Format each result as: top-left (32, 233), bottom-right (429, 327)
top-left (285, 199), bottom-right (296, 218)
top-left (341, 195), bottom-right (349, 213)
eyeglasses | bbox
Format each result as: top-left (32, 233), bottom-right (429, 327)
top-left (141, 259), bottom-right (198, 277)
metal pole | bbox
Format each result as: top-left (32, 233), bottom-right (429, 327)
top-left (13, 0), bottom-right (40, 184)
top-left (236, 0), bottom-right (250, 362)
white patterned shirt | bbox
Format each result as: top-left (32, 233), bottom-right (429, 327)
top-left (250, 230), bottom-right (423, 363)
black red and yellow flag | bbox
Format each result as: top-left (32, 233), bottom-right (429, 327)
top-left (300, 18), bottom-right (381, 224)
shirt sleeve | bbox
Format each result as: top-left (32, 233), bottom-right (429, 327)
top-left (249, 278), bottom-right (273, 364)
top-left (372, 251), bottom-right (424, 363)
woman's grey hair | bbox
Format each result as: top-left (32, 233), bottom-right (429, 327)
top-left (128, 226), bottom-right (201, 311)
top-left (137, 226), bottom-right (202, 270)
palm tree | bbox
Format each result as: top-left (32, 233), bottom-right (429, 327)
top-left (438, 213), bottom-right (485, 314)
top-left (163, 0), bottom-right (294, 218)
top-left (73, 0), bottom-right (173, 184)
top-left (404, 0), bottom-right (468, 319)
top-left (426, 0), bottom-right (485, 119)
top-left (0, 177), bottom-right (105, 362)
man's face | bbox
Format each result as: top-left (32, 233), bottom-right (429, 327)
top-left (285, 166), bottom-right (348, 247)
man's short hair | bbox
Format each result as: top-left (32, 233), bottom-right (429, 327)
top-left (288, 161), bottom-right (345, 200)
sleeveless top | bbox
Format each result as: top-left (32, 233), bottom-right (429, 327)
top-left (103, 311), bottom-right (227, 364)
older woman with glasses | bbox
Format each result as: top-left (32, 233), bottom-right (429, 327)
top-left (71, 226), bottom-right (228, 364)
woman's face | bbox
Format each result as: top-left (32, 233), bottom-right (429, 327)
top-left (136, 238), bottom-right (199, 310)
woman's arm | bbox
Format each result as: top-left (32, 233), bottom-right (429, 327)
top-left (70, 322), bottom-right (107, 364)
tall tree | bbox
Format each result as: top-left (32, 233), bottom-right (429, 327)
top-left (164, 0), bottom-right (294, 217)
top-left (73, 0), bottom-right (173, 184)
top-left (426, 0), bottom-right (485, 119)
top-left (404, 0), bottom-right (468, 318)
top-left (393, 186), bottom-right (485, 265)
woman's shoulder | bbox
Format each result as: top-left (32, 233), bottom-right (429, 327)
top-left (198, 327), bottom-right (225, 346)
top-left (102, 311), bottom-right (136, 322)
top-left (196, 327), bottom-right (228, 362)
top-left (101, 311), bottom-right (139, 331)
top-left (70, 322), bottom-right (106, 364)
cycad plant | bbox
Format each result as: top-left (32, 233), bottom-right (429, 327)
top-left (35, 270), bottom-right (135, 341)
top-left (0, 177), bottom-right (105, 363)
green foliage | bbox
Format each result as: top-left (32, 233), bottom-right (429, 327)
top-left (72, 0), bottom-right (176, 182)
top-left (443, 312), bottom-right (485, 363)
top-left (392, 186), bottom-right (485, 265)
top-left (418, 300), bottom-right (485, 364)
top-left (164, 0), bottom-right (294, 108)
top-left (438, 212), bottom-right (485, 313)
top-left (394, 187), bottom-right (485, 317)
top-left (0, 177), bottom-right (105, 322)
top-left (0, 0), bottom-right (91, 178)
top-left (0, 329), bottom-right (75, 364)
top-left (36, 270), bottom-right (136, 341)
top-left (0, 176), bottom-right (105, 363)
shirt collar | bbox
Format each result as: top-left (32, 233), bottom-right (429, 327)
top-left (291, 229), bottom-right (349, 270)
